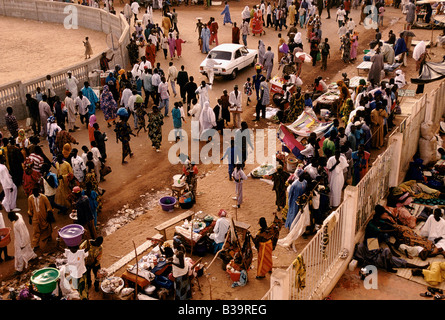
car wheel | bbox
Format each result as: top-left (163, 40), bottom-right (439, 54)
top-left (251, 55), bottom-right (258, 67)
top-left (230, 69), bottom-right (237, 80)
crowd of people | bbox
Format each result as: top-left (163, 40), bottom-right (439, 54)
top-left (1, 0), bottom-right (439, 300)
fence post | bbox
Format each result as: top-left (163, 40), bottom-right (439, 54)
top-left (343, 186), bottom-right (359, 253)
top-left (269, 268), bottom-right (290, 300)
top-left (388, 132), bottom-right (403, 187)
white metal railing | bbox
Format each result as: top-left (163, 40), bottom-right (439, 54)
top-left (0, 0), bottom-right (130, 125)
top-left (354, 142), bottom-right (395, 233)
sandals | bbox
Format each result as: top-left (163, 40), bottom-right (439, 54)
top-left (428, 286), bottom-right (444, 294)
top-left (434, 294), bottom-right (445, 300)
top-left (420, 291), bottom-right (433, 297)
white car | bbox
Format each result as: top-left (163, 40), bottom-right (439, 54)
top-left (199, 44), bottom-right (258, 80)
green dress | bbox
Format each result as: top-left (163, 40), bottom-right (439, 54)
top-left (147, 112), bottom-right (164, 149)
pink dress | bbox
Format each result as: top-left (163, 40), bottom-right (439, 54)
top-left (350, 35), bottom-right (358, 60)
top-left (168, 37), bottom-right (176, 58)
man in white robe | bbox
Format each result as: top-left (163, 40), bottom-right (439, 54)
top-left (195, 81), bottom-right (212, 108)
top-left (188, 98), bottom-right (202, 140)
top-left (205, 57), bottom-right (221, 85)
top-left (420, 208), bottom-right (445, 251)
top-left (8, 212), bottom-right (37, 273)
top-left (326, 150), bottom-right (349, 207)
top-left (211, 209), bottom-right (230, 253)
top-left (229, 85), bottom-right (242, 128)
top-left (65, 92), bottom-right (77, 132)
top-left (0, 156), bottom-right (18, 213)
top-left (199, 101), bottom-right (216, 138)
top-left (65, 71), bottom-right (79, 99)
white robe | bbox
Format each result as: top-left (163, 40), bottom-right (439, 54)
top-left (0, 163), bottom-right (17, 212)
top-left (13, 213), bottom-right (37, 272)
top-left (199, 101), bottom-right (216, 137)
top-left (326, 155), bottom-right (349, 207)
top-left (420, 215), bottom-right (445, 250)
top-left (195, 84), bottom-right (211, 108)
top-left (64, 96), bottom-right (76, 123)
top-left (66, 76), bottom-right (79, 99)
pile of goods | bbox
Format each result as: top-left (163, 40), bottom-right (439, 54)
top-left (101, 277), bottom-right (124, 294)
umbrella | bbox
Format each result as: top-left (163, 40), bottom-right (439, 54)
top-left (413, 40), bottom-right (426, 61)
top-left (295, 52), bottom-right (312, 63)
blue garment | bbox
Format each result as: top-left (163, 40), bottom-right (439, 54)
top-left (355, 128), bottom-right (364, 146)
top-left (81, 86), bottom-right (99, 114)
top-left (394, 38), bottom-right (408, 56)
top-left (221, 4), bottom-right (232, 24)
top-left (253, 73), bottom-right (266, 100)
top-left (172, 107), bottom-right (182, 129)
top-left (201, 28), bottom-right (210, 53)
top-left (285, 179), bottom-right (307, 229)
top-left (82, 190), bottom-right (98, 227)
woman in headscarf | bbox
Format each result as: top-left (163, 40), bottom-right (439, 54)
top-left (115, 108), bottom-right (135, 164)
top-left (336, 80), bottom-right (351, 116)
top-left (22, 157), bottom-right (41, 198)
top-left (350, 32), bottom-right (359, 62)
top-left (88, 114), bottom-right (97, 147)
top-left (199, 101), bottom-right (216, 138)
top-left (100, 85), bottom-right (118, 128)
top-left (242, 6), bottom-right (251, 23)
top-left (147, 106), bottom-right (164, 152)
top-left (46, 116), bottom-right (61, 158)
top-left (341, 32), bottom-right (351, 63)
top-left (253, 213), bottom-right (283, 279)
top-left (258, 40), bottom-right (266, 66)
top-left (252, 7), bottom-right (265, 36)
top-left (16, 129), bottom-right (29, 150)
top-left (62, 143), bottom-right (72, 161)
top-left (55, 153), bottom-right (74, 210)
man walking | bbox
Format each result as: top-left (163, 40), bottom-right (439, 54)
top-left (263, 46), bottom-right (275, 81)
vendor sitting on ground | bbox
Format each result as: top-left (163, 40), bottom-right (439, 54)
top-left (211, 209), bottom-right (230, 253)
top-left (385, 191), bottom-right (426, 229)
top-left (420, 207), bottom-right (445, 256)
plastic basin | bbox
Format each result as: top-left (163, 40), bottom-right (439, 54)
top-left (58, 224), bottom-right (84, 247)
top-left (31, 267), bottom-right (60, 294)
top-left (159, 196), bottom-right (177, 211)
top-left (0, 228), bottom-right (11, 248)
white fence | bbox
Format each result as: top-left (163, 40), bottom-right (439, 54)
top-left (0, 0), bottom-right (131, 125)
top-left (262, 80), bottom-right (445, 300)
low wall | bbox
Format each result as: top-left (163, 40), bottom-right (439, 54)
top-left (0, 0), bottom-right (131, 126)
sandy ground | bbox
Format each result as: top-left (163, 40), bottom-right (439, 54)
top-left (0, 16), bottom-right (108, 85)
top-left (1, 0), bottom-right (445, 300)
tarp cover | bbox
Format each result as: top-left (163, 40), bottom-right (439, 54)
top-left (286, 110), bottom-right (333, 138)
top-left (411, 61), bottom-right (445, 84)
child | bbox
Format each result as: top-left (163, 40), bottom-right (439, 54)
top-left (80, 236), bottom-right (103, 292)
top-left (304, 93), bottom-right (313, 109)
top-left (64, 244), bottom-right (89, 299)
top-left (243, 77), bottom-right (253, 106)
top-left (83, 37), bottom-right (93, 59)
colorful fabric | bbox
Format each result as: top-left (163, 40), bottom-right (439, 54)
top-left (257, 239), bottom-right (273, 277)
top-left (147, 112), bottom-right (164, 149)
top-left (100, 85), bottom-right (118, 123)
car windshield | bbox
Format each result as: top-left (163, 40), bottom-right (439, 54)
top-left (207, 51), bottom-right (232, 60)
